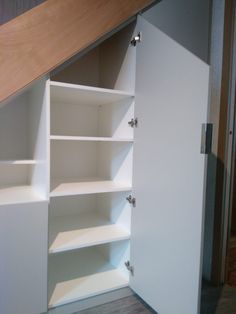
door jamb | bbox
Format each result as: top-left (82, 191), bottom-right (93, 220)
top-left (211, 0), bottom-right (236, 285)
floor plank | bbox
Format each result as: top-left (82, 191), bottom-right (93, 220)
top-left (75, 295), bottom-right (156, 314)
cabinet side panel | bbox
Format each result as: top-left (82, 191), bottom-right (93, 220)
top-left (29, 77), bottom-right (50, 199)
top-left (0, 201), bottom-right (48, 314)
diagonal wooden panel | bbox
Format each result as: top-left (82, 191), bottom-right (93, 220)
top-left (0, 0), bottom-right (155, 103)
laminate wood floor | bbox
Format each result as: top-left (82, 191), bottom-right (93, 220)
top-left (215, 285), bottom-right (236, 314)
top-left (75, 295), bottom-right (156, 314)
top-left (74, 284), bottom-right (236, 314)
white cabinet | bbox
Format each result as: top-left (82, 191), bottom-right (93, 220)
top-left (0, 15), bottom-right (209, 314)
top-left (0, 78), bottom-right (49, 314)
top-left (0, 201), bottom-right (48, 314)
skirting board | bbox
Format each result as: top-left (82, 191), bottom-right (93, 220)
top-left (46, 287), bottom-right (133, 314)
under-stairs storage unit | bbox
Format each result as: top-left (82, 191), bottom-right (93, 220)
top-left (0, 16), bottom-right (209, 314)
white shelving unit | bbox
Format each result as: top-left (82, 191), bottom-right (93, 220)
top-left (49, 77), bottom-right (134, 303)
top-left (48, 23), bottom-right (135, 305)
top-left (0, 14), bottom-right (211, 314)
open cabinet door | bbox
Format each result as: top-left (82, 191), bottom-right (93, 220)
top-left (130, 16), bottom-right (209, 314)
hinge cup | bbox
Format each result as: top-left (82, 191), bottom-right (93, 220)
top-left (131, 32), bottom-right (141, 46)
top-left (125, 261), bottom-right (134, 276)
top-left (128, 118), bottom-right (138, 128)
top-left (126, 195), bottom-right (136, 207)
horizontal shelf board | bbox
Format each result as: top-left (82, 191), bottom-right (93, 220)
top-left (48, 249), bottom-right (128, 308)
top-left (49, 213), bottom-right (130, 254)
top-left (0, 160), bottom-right (36, 165)
top-left (50, 180), bottom-right (132, 197)
top-left (0, 185), bottom-right (45, 205)
top-left (50, 135), bottom-right (133, 142)
top-left (49, 269), bottom-right (128, 308)
top-left (50, 81), bottom-right (134, 106)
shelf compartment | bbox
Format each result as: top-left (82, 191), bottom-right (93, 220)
top-left (50, 180), bottom-right (131, 197)
top-left (0, 185), bottom-right (44, 205)
top-left (50, 81), bottom-right (134, 106)
top-left (50, 86), bottom-right (134, 139)
top-left (50, 135), bottom-right (133, 142)
top-left (51, 22), bottom-right (135, 92)
top-left (0, 161), bottom-right (47, 204)
top-left (0, 79), bottom-right (48, 201)
top-left (49, 212), bottom-right (130, 254)
top-left (48, 243), bottom-right (129, 308)
top-left (50, 141), bottom-right (133, 194)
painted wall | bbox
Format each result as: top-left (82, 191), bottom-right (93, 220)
top-left (0, 0), bottom-right (45, 24)
top-left (143, 0), bottom-right (211, 63)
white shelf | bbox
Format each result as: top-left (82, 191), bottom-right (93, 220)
top-left (50, 180), bottom-right (132, 197)
top-left (50, 81), bottom-right (134, 106)
top-left (0, 185), bottom-right (44, 205)
top-left (0, 160), bottom-right (36, 165)
top-left (50, 135), bottom-right (133, 142)
top-left (48, 249), bottom-right (128, 308)
top-left (49, 212), bottom-right (130, 254)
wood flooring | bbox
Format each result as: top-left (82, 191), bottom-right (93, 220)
top-left (75, 283), bottom-right (236, 314)
top-left (227, 235), bottom-right (236, 286)
top-left (76, 295), bottom-right (156, 314)
top-left (215, 285), bottom-right (236, 314)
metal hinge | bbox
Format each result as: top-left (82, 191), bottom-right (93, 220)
top-left (131, 32), bottom-right (141, 46)
top-left (200, 123), bottom-right (213, 154)
top-left (125, 261), bottom-right (134, 276)
top-left (128, 118), bottom-right (138, 128)
top-left (126, 195), bottom-right (136, 207)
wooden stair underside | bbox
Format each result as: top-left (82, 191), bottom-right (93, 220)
top-left (0, 0), bottom-right (155, 103)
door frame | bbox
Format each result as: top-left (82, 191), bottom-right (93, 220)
top-left (221, 0), bottom-right (236, 282)
top-left (210, 0), bottom-right (236, 285)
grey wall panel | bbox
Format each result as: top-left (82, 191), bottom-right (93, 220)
top-left (143, 0), bottom-right (211, 63)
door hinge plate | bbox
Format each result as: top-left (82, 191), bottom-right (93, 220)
top-left (131, 32), bottom-right (141, 46)
top-left (128, 118), bottom-right (138, 128)
top-left (125, 261), bottom-right (134, 276)
top-left (126, 195), bottom-right (136, 207)
top-left (201, 123), bottom-right (213, 154)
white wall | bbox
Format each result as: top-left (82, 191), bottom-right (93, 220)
top-left (142, 0), bottom-right (211, 63)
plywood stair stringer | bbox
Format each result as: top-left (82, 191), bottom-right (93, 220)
top-left (0, 0), bottom-right (155, 103)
